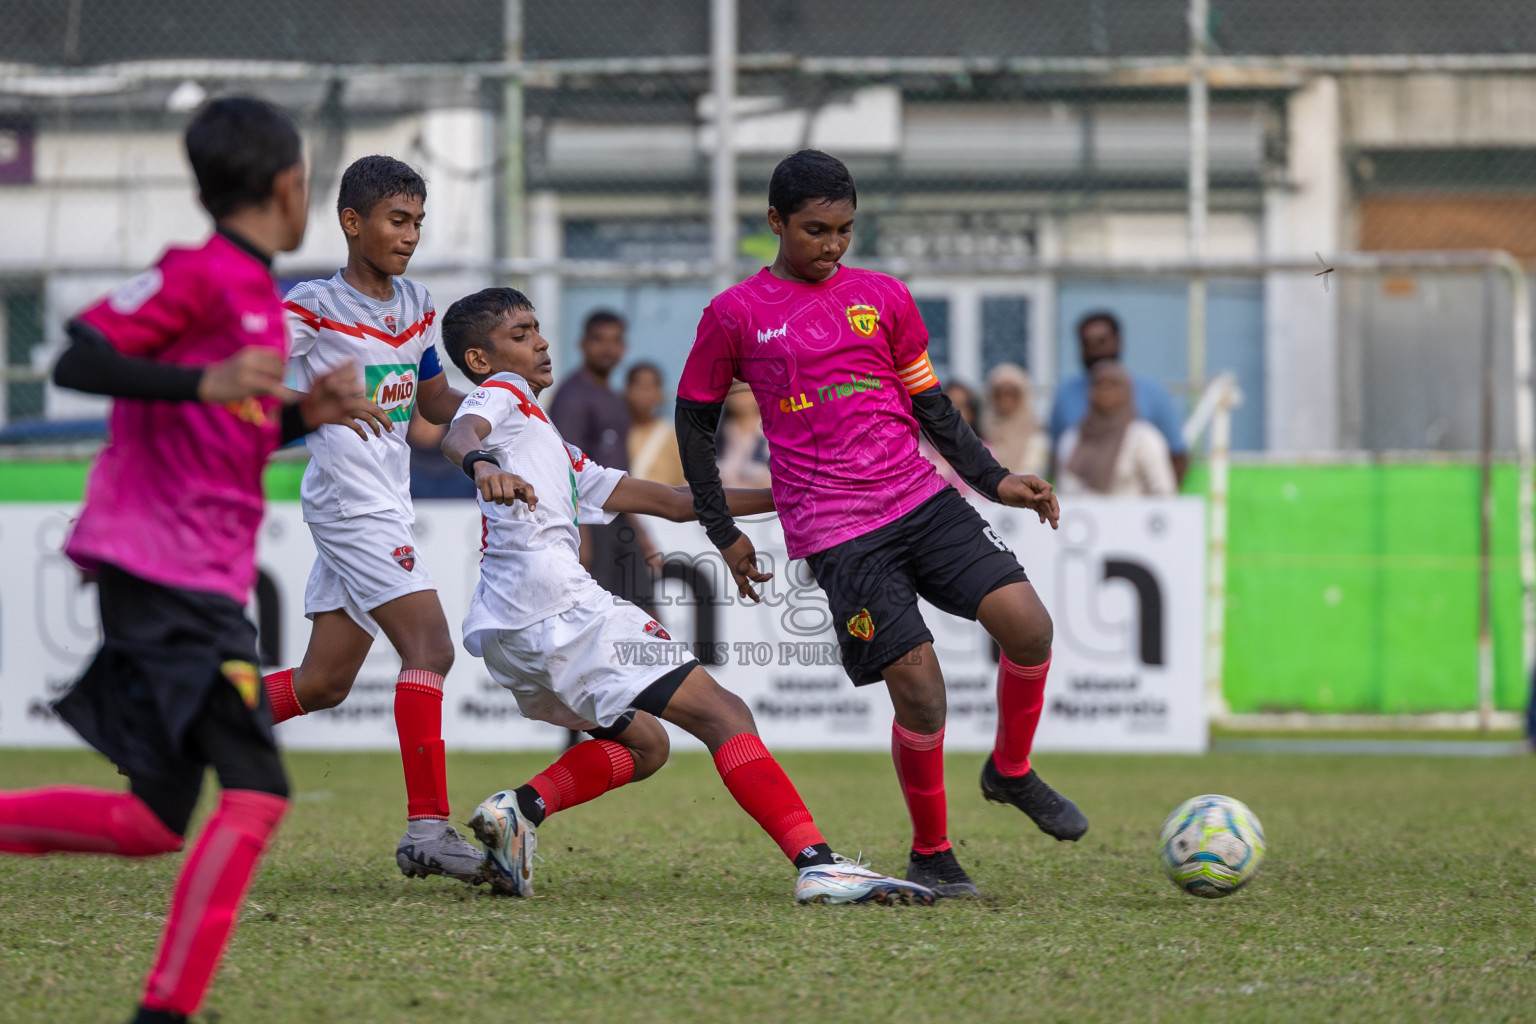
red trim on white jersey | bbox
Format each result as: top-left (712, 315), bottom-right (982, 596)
top-left (285, 300), bottom-right (435, 350)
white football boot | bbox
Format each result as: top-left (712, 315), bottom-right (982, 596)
top-left (469, 790), bottom-right (538, 897)
top-left (395, 821), bottom-right (486, 884)
top-left (794, 853), bottom-right (937, 905)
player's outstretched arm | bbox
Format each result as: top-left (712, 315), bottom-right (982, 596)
top-left (54, 320), bottom-right (283, 403)
top-left (441, 413), bottom-right (539, 508)
top-left (602, 478), bottom-right (775, 522)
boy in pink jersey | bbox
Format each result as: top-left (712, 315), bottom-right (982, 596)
top-left (677, 150), bottom-right (1087, 899)
top-left (0, 98), bottom-right (361, 1024)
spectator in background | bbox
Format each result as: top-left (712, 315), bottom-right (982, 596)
top-left (407, 411), bottom-right (476, 499)
top-left (1049, 311), bottom-right (1187, 484)
top-left (549, 309), bottom-right (651, 604)
top-left (1055, 361), bottom-right (1177, 497)
top-left (625, 361), bottom-right (686, 486)
top-left (982, 363), bottom-right (1049, 477)
top-left (920, 380), bottom-right (990, 497)
top-left (717, 384), bottom-right (772, 488)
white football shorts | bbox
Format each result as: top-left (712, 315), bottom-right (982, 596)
top-left (476, 591), bottom-right (695, 731)
top-left (305, 511), bottom-right (437, 637)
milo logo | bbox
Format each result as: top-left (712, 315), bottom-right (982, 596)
top-left (366, 363), bottom-right (417, 423)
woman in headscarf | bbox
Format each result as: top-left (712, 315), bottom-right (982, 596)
top-left (717, 383), bottom-right (773, 488)
top-left (981, 363), bottom-right (1049, 476)
top-left (1055, 361), bottom-right (1177, 496)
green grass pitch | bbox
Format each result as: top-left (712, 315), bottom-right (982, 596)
top-left (3, 748), bottom-right (1534, 1023)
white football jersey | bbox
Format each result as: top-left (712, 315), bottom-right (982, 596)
top-left (284, 271), bottom-right (445, 523)
top-left (457, 371), bottom-right (627, 652)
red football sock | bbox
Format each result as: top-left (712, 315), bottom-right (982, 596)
top-left (140, 789), bottom-right (287, 1017)
top-left (892, 722), bottom-right (950, 855)
top-left (712, 733), bottom-right (826, 863)
top-left (0, 786), bottom-right (183, 856)
top-left (527, 739), bottom-right (636, 819)
top-left (262, 668), bottom-right (305, 725)
top-left (994, 654), bottom-right (1050, 777)
top-left (395, 670), bottom-right (449, 820)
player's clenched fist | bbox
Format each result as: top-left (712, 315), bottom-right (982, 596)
top-left (198, 346), bottom-right (285, 403)
top-left (474, 462), bottom-right (539, 509)
top-left (997, 473), bottom-right (1060, 529)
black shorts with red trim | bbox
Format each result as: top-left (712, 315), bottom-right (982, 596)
top-left (804, 487), bottom-right (1028, 686)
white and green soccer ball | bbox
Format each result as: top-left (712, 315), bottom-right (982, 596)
top-left (1158, 794), bottom-right (1266, 898)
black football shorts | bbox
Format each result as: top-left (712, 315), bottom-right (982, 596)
top-left (803, 487), bottom-right (1028, 685)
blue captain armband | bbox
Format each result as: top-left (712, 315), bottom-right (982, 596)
top-left (419, 345), bottom-right (443, 380)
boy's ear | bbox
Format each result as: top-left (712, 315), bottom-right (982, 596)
top-left (339, 206), bottom-right (362, 239)
top-left (464, 345), bottom-right (492, 377)
top-left (767, 206), bottom-right (785, 237)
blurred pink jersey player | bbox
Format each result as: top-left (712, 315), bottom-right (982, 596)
top-left (0, 98), bottom-right (358, 1024)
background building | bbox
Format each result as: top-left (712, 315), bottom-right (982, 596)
top-left (2, 0), bottom-right (1533, 719)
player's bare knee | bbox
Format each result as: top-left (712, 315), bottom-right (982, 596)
top-left (296, 673), bottom-right (353, 711)
top-left (619, 715), bottom-right (671, 781)
top-left (629, 736), bottom-right (670, 781)
top-left (1002, 608), bottom-right (1053, 666)
top-left (401, 636), bottom-right (455, 677)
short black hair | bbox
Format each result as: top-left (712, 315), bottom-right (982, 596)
top-left (1077, 310), bottom-right (1122, 340)
top-left (442, 287), bottom-right (535, 384)
top-left (184, 96), bottom-right (302, 219)
top-left (626, 361), bottom-right (663, 388)
top-left (582, 309), bottom-right (625, 339)
top-left (768, 149), bottom-right (857, 218)
top-left (337, 155), bottom-right (427, 219)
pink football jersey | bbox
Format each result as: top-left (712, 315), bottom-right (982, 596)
top-left (65, 233), bottom-right (288, 603)
top-left (678, 265), bottom-right (946, 558)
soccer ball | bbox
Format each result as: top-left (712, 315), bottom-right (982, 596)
top-left (1158, 794), bottom-right (1266, 898)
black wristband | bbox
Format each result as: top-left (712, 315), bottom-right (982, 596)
top-left (461, 449), bottom-right (499, 479)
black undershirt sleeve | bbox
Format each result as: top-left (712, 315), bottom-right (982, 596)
top-left (910, 387), bottom-right (1011, 502)
top-left (53, 320), bottom-right (204, 401)
top-left (675, 397), bottom-right (742, 550)
top-left (280, 404), bottom-right (313, 445)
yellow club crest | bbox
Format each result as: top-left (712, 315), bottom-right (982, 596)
top-left (846, 608), bottom-right (875, 641)
top-left (221, 660), bottom-right (261, 709)
top-left (845, 304), bottom-right (879, 338)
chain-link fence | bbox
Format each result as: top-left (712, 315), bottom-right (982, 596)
top-left (4, 0), bottom-right (1536, 459)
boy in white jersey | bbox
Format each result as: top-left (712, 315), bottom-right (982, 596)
top-left (438, 287), bottom-right (933, 905)
top-left (261, 156), bottom-right (482, 882)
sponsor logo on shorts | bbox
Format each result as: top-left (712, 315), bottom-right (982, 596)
top-left (392, 545), bottom-right (416, 572)
top-left (846, 608), bottom-right (875, 641)
top-left (221, 660), bottom-right (260, 709)
top-left (643, 619), bottom-right (672, 641)
top-left (845, 303), bottom-right (879, 338)
top-left (366, 363), bottom-right (418, 423)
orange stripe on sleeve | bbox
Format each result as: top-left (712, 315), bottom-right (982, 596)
top-left (896, 353), bottom-right (940, 395)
